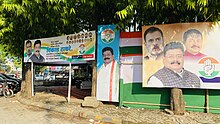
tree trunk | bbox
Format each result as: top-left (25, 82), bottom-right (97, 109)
top-left (20, 63), bottom-right (33, 98)
top-left (170, 88), bottom-right (185, 115)
top-left (91, 61), bottom-right (96, 97)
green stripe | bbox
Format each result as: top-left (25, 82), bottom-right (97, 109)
top-left (119, 80), bottom-right (123, 107)
top-left (41, 47), bottom-right (47, 50)
top-left (85, 46), bottom-right (95, 54)
top-left (120, 83), bottom-right (220, 113)
top-left (199, 71), bottom-right (219, 78)
top-left (120, 46), bottom-right (142, 55)
top-left (209, 90), bottom-right (220, 113)
top-left (120, 83), bottom-right (170, 109)
top-left (41, 46), bottom-right (95, 62)
top-left (183, 89), bottom-right (205, 112)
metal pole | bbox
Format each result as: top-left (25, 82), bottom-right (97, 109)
top-left (31, 62), bottom-right (34, 96)
top-left (67, 62), bottom-right (72, 102)
top-left (195, 15), bottom-right (197, 22)
top-left (205, 89), bottom-right (209, 113)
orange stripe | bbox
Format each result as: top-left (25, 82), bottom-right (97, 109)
top-left (120, 32), bottom-right (142, 38)
top-left (199, 57), bottom-right (219, 64)
top-left (109, 60), bottom-right (115, 101)
top-left (121, 53), bottom-right (142, 57)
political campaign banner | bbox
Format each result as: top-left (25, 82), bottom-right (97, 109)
top-left (24, 31), bottom-right (96, 63)
top-left (142, 22), bottom-right (220, 89)
top-left (96, 25), bottom-right (120, 102)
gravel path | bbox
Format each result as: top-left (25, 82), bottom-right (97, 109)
top-left (15, 92), bottom-right (220, 124)
top-left (92, 105), bottom-right (220, 124)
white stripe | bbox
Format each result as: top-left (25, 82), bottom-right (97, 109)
top-left (201, 83), bottom-right (220, 89)
top-left (120, 56), bottom-right (142, 64)
top-left (120, 38), bottom-right (142, 47)
top-left (185, 61), bottom-right (220, 78)
top-left (120, 64), bottom-right (142, 84)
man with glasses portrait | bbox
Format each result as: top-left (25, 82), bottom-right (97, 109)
top-left (147, 41), bottom-right (201, 88)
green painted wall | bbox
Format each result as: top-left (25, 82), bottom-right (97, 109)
top-left (209, 90), bottom-right (220, 113)
top-left (120, 46), bottom-right (142, 54)
top-left (120, 81), bottom-right (220, 113)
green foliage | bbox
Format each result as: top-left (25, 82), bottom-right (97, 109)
top-left (0, 45), bottom-right (7, 63)
top-left (0, 0), bottom-right (219, 58)
top-left (74, 65), bottom-right (88, 78)
top-left (34, 65), bottom-right (47, 74)
top-left (116, 4), bottom-right (133, 19)
top-left (5, 64), bottom-right (11, 73)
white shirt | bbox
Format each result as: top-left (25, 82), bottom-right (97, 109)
top-left (24, 54), bottom-right (32, 62)
top-left (147, 76), bottom-right (164, 87)
top-left (96, 60), bottom-right (119, 102)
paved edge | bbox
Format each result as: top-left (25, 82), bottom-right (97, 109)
top-left (79, 111), bottom-right (122, 124)
top-left (16, 97), bottom-right (122, 124)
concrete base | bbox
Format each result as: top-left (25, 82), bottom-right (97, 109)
top-left (81, 96), bottom-right (100, 108)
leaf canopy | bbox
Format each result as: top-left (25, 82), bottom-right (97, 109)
top-left (0, 0), bottom-right (219, 59)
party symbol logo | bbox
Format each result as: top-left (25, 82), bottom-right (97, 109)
top-left (101, 29), bottom-right (115, 44)
top-left (198, 57), bottom-right (219, 79)
top-left (78, 44), bottom-right (86, 54)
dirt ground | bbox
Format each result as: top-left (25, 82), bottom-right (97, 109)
top-left (14, 90), bottom-right (220, 124)
top-left (0, 97), bottom-right (91, 124)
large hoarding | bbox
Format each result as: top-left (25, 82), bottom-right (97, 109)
top-left (142, 22), bottom-right (220, 89)
top-left (24, 31), bottom-right (96, 63)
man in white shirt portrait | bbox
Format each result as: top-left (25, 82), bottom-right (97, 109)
top-left (24, 40), bottom-right (32, 62)
top-left (97, 47), bottom-right (119, 102)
